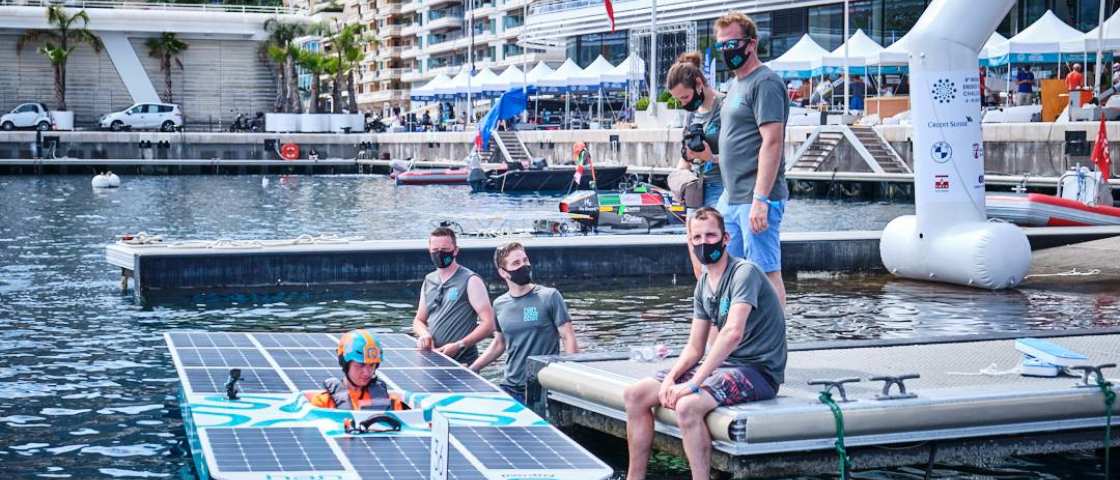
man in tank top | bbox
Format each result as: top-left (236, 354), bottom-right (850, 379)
top-left (412, 227), bottom-right (495, 365)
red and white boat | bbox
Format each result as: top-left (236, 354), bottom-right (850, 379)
top-left (394, 168), bottom-right (469, 186)
top-left (987, 168), bottom-right (1118, 226)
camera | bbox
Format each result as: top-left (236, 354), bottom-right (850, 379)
top-left (683, 123), bottom-right (706, 153)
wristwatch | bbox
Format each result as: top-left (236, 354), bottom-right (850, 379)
top-left (456, 340), bottom-right (467, 350)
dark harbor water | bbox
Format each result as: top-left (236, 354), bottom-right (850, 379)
top-left (0, 175), bottom-right (1117, 479)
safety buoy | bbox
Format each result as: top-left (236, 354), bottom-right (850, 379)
top-left (280, 143), bottom-right (300, 160)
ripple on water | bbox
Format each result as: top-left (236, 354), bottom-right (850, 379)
top-left (79, 444), bottom-right (165, 458)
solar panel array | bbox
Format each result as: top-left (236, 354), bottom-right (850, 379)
top-left (169, 331), bottom-right (611, 480)
top-left (167, 331), bottom-right (500, 396)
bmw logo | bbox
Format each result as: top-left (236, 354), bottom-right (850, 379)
top-left (931, 141), bottom-right (953, 164)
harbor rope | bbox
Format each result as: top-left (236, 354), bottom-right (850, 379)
top-left (1096, 373), bottom-right (1115, 479)
top-left (819, 391), bottom-right (851, 479)
top-left (1024, 268), bottom-right (1102, 279)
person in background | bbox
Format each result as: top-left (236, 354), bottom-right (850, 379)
top-left (849, 75), bottom-right (866, 112)
top-left (470, 242), bottom-right (578, 403)
top-left (713, 11), bottom-right (789, 305)
top-left (667, 51), bottom-right (726, 281)
top-left (1066, 63), bottom-right (1084, 92)
top-left (412, 227), bottom-right (496, 365)
top-left (1016, 64), bottom-right (1035, 105)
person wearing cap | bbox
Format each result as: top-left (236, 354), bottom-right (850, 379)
top-left (309, 329), bottom-right (403, 410)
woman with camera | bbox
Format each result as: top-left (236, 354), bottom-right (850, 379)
top-left (667, 52), bottom-right (725, 280)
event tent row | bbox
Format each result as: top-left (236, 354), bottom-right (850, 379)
top-left (410, 54), bottom-right (646, 101)
top-left (767, 9), bottom-right (1120, 79)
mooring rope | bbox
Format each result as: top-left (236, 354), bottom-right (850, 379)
top-left (1095, 374), bottom-right (1116, 479)
top-left (1024, 268), bottom-right (1102, 278)
top-left (819, 391), bottom-right (851, 479)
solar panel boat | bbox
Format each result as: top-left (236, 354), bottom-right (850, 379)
top-left (166, 331), bottom-right (612, 480)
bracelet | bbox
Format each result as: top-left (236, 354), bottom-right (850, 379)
top-left (688, 383), bottom-right (701, 395)
top-left (753, 193), bottom-right (770, 203)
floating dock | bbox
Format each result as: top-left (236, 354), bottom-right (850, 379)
top-left (786, 170), bottom-right (1120, 200)
top-left (167, 331), bottom-right (612, 480)
top-left (0, 158), bottom-right (371, 175)
top-left (527, 328), bottom-right (1120, 477)
top-left (106, 227), bottom-right (1120, 302)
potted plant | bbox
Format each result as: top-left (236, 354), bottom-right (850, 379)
top-left (634, 96), bottom-right (659, 129)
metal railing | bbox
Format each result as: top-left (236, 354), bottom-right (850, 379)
top-left (0, 0), bottom-right (305, 15)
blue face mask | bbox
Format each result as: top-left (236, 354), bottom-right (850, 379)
top-left (718, 38), bottom-right (752, 70)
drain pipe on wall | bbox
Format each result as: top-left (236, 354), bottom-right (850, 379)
top-left (880, 0), bottom-right (1031, 290)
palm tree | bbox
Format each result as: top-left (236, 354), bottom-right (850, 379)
top-left (296, 49), bottom-right (328, 113)
top-left (17, 6), bottom-right (102, 111)
top-left (145, 32), bottom-right (188, 103)
top-left (263, 18), bottom-right (306, 113)
top-left (324, 56), bottom-right (342, 113)
top-left (261, 43), bottom-right (288, 112)
top-left (330, 23), bottom-right (369, 113)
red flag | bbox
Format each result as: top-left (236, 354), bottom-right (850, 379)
top-left (603, 0), bottom-right (615, 32)
top-left (1092, 112), bottom-right (1112, 181)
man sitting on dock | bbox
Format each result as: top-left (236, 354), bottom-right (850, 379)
top-left (412, 227), bottom-right (496, 365)
top-left (622, 207), bottom-right (786, 480)
top-left (309, 329), bottom-right (403, 410)
top-left (469, 242), bottom-right (579, 403)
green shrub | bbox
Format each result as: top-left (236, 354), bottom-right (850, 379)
top-left (635, 97), bottom-right (650, 111)
top-left (665, 96), bottom-right (682, 109)
top-left (657, 90), bottom-right (673, 103)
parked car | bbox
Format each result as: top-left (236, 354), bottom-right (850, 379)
top-left (99, 103), bottom-right (183, 132)
top-left (1, 102), bottom-right (54, 131)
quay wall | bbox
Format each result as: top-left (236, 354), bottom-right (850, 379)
top-left (1, 123), bottom-right (1117, 178)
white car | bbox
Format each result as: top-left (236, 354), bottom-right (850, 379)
top-left (99, 103), bottom-right (183, 132)
top-left (1, 102), bottom-right (54, 131)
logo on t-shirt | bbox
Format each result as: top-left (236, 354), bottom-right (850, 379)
top-left (446, 287), bottom-right (460, 302)
top-left (719, 297), bottom-right (730, 317)
top-left (523, 307), bottom-right (539, 322)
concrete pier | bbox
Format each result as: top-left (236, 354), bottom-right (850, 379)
top-left (105, 226), bottom-right (1120, 302)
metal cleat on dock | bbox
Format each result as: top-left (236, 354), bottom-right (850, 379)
top-left (1070, 363), bottom-right (1117, 388)
top-left (808, 377), bottom-right (861, 403)
top-left (869, 373), bottom-right (920, 400)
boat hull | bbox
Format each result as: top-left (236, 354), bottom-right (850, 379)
top-left (987, 193), bottom-right (1120, 226)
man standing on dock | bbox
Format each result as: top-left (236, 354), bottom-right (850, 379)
top-left (412, 227), bottom-right (496, 365)
top-left (469, 242), bottom-right (579, 403)
top-left (622, 207), bottom-right (786, 480)
top-left (714, 11), bottom-right (789, 305)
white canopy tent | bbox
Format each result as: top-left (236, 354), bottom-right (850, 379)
top-left (986, 10), bottom-right (1082, 66)
top-left (767, 34), bottom-right (829, 78)
top-left (497, 65), bottom-right (526, 91)
top-left (978, 32), bottom-right (1009, 63)
top-left (872, 33), bottom-right (915, 67)
top-left (525, 61), bottom-right (555, 87)
top-left (473, 68), bottom-right (505, 96)
top-left (442, 68), bottom-right (473, 98)
top-left (610, 53), bottom-right (646, 83)
top-left (813, 29), bottom-right (885, 75)
top-left (410, 73), bottom-right (451, 100)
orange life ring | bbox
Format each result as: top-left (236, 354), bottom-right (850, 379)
top-left (280, 143), bottom-right (300, 160)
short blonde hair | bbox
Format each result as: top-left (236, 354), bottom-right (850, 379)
top-left (714, 11), bottom-right (758, 40)
top-left (493, 242), bottom-right (525, 270)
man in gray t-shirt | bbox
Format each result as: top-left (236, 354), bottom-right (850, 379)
top-left (715, 13), bottom-right (790, 306)
top-left (623, 205), bottom-right (786, 480)
top-left (471, 242), bottom-right (578, 403)
top-left (412, 227), bottom-right (496, 365)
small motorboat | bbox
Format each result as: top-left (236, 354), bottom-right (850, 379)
top-left (394, 167), bottom-right (470, 186)
top-left (987, 167), bottom-right (1117, 226)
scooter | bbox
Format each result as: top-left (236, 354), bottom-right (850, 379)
top-left (367, 116), bottom-right (387, 133)
top-left (228, 113), bottom-right (249, 132)
top-left (249, 112), bottom-right (265, 132)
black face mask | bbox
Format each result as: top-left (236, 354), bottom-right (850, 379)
top-left (692, 241), bottom-right (726, 265)
top-left (682, 86), bottom-right (705, 112)
top-left (430, 250), bottom-right (455, 269)
top-left (720, 40), bottom-right (751, 71)
top-left (505, 265), bottom-right (533, 286)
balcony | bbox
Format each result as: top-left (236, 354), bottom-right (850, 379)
top-left (402, 70), bottom-right (424, 82)
top-left (426, 65), bottom-right (461, 78)
top-left (357, 89), bottom-right (410, 104)
top-left (402, 23), bottom-right (420, 36)
top-left (427, 0), bottom-right (459, 7)
top-left (379, 25), bottom-right (403, 37)
top-left (375, 4), bottom-right (401, 18)
top-left (401, 45), bottom-right (422, 58)
top-left (379, 67), bottom-right (409, 80)
top-left (401, 0), bottom-right (420, 13)
top-left (426, 15), bottom-right (464, 31)
top-left (501, 25), bottom-right (523, 38)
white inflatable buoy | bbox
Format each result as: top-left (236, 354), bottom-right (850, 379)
top-left (91, 172), bottom-right (121, 189)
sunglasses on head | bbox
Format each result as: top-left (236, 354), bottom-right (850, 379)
top-left (715, 38), bottom-right (750, 50)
